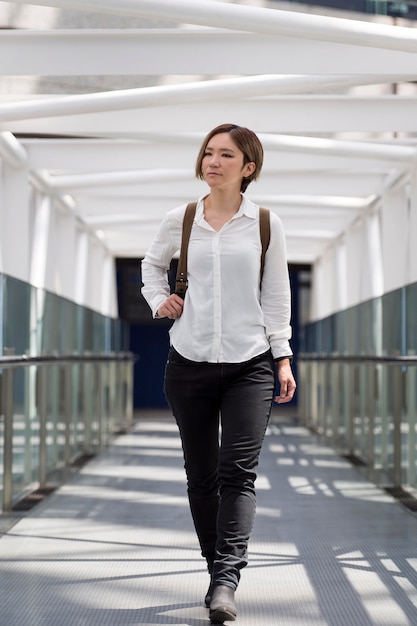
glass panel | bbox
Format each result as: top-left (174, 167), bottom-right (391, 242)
top-left (301, 280), bottom-right (417, 491)
top-left (344, 305), bottom-right (358, 356)
top-left (405, 367), bottom-right (417, 488)
top-left (2, 275), bottom-right (31, 354)
top-left (0, 271), bottom-right (131, 510)
top-left (1, 275), bottom-right (125, 358)
top-left (382, 288), bottom-right (404, 356)
top-left (359, 299), bottom-right (378, 355)
top-left (320, 316), bottom-right (335, 353)
top-left (406, 282), bottom-right (417, 355)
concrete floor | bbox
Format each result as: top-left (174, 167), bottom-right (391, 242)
top-left (1, 408), bottom-right (417, 625)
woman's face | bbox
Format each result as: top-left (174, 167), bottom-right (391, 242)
top-left (202, 132), bottom-right (255, 191)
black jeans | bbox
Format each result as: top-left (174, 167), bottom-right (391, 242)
top-left (164, 347), bottom-right (275, 590)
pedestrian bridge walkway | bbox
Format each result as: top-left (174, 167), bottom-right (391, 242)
top-left (1, 409), bottom-right (416, 626)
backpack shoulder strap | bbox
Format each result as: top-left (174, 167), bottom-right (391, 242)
top-left (259, 207), bottom-right (270, 283)
top-left (175, 202), bottom-right (197, 298)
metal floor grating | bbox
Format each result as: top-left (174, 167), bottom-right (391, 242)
top-left (1, 409), bottom-right (417, 625)
top-left (12, 486), bottom-right (57, 512)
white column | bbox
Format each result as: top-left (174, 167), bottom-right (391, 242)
top-left (334, 237), bottom-right (348, 312)
top-left (407, 168), bottom-right (417, 285)
top-left (322, 247), bottom-right (336, 319)
top-left (381, 181), bottom-right (409, 293)
top-left (53, 208), bottom-right (77, 300)
top-left (0, 160), bottom-right (3, 274)
top-left (0, 160), bottom-right (3, 353)
top-left (101, 254), bottom-right (117, 318)
top-left (361, 208), bottom-right (384, 301)
top-left (310, 257), bottom-right (326, 321)
top-left (85, 241), bottom-right (117, 316)
top-left (30, 192), bottom-right (51, 289)
top-left (311, 245), bottom-right (344, 321)
top-left (29, 191), bottom-right (52, 356)
top-left (345, 219), bottom-right (363, 309)
top-left (85, 239), bottom-right (105, 312)
top-left (74, 229), bottom-right (89, 306)
top-left (0, 162), bottom-right (31, 282)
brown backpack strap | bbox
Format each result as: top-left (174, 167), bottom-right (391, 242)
top-left (175, 202), bottom-right (197, 298)
top-left (176, 203), bottom-right (269, 297)
top-left (259, 207), bottom-right (270, 284)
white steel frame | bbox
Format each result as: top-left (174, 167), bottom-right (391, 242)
top-left (0, 0), bottom-right (416, 319)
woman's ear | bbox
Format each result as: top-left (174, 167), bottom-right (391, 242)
top-left (244, 162), bottom-right (256, 177)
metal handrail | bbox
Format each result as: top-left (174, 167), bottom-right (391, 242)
top-left (298, 353), bottom-right (417, 364)
top-left (1, 351), bottom-right (136, 512)
top-left (0, 352), bottom-right (136, 367)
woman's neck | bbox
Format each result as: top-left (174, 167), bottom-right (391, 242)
top-left (204, 190), bottom-right (242, 215)
top-left (203, 191), bottom-right (242, 231)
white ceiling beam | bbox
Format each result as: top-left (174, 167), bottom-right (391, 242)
top-left (98, 195), bottom-right (362, 212)
top-left (22, 137), bottom-right (413, 172)
top-left (253, 173), bottom-right (387, 197)
top-left (106, 239), bottom-right (320, 263)
top-left (75, 196), bottom-right (193, 216)
top-left (97, 217), bottom-right (353, 240)
top-left (6, 96), bottom-right (417, 133)
top-left (4, 0), bottom-right (415, 265)
top-left (0, 75), bottom-right (410, 122)
top-left (72, 194), bottom-right (369, 215)
top-left (23, 137), bottom-right (207, 171)
top-left (13, 0), bottom-right (417, 53)
top-left (25, 132), bottom-right (416, 160)
top-left (284, 229), bottom-right (336, 240)
top-left (111, 238), bottom-right (329, 263)
top-left (258, 133), bottom-right (416, 162)
top-left (2, 29), bottom-right (417, 75)
top-left (29, 169), bottom-right (78, 215)
top-left (252, 194), bottom-right (373, 210)
top-left (124, 161), bottom-right (393, 178)
top-left (0, 132), bottom-right (28, 168)
top-left (49, 168), bottom-right (192, 190)
top-left (96, 221), bottom-right (331, 245)
top-left (67, 173), bottom-right (387, 200)
top-left (68, 191), bottom-right (369, 235)
top-left (81, 208), bottom-right (360, 229)
top-left (59, 178), bottom-right (372, 209)
top-left (23, 129), bottom-right (417, 148)
top-left (22, 137), bottom-right (389, 195)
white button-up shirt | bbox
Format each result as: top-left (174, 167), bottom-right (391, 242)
top-left (141, 195), bottom-right (293, 363)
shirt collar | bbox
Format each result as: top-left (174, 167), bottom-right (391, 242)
top-left (196, 194), bottom-right (257, 222)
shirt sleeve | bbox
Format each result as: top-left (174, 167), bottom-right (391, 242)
top-left (260, 212), bottom-right (293, 360)
top-left (141, 208), bottom-right (183, 317)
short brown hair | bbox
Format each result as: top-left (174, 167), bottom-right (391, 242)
top-left (195, 123), bottom-right (264, 193)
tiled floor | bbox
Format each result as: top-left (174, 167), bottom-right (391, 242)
top-left (1, 408), bottom-right (417, 625)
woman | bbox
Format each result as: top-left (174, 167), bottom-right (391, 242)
top-left (141, 123), bottom-right (296, 623)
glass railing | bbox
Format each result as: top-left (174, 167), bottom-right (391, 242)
top-left (0, 352), bottom-right (135, 512)
top-left (0, 272), bottom-right (134, 512)
top-left (299, 281), bottom-right (417, 498)
top-left (303, 282), bottom-right (417, 356)
top-left (298, 354), bottom-right (417, 494)
top-left (1, 273), bottom-right (130, 357)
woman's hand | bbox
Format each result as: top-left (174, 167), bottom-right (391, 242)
top-left (274, 359), bottom-right (296, 404)
top-left (156, 294), bottom-right (184, 320)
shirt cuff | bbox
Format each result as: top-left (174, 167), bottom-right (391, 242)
top-left (274, 356), bottom-right (293, 364)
